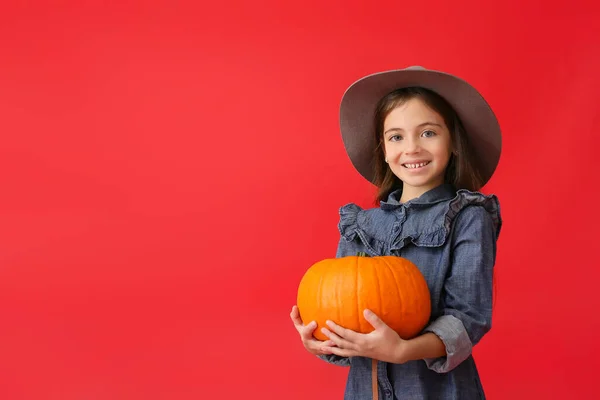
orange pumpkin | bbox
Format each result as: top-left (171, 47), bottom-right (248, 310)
top-left (297, 252), bottom-right (431, 341)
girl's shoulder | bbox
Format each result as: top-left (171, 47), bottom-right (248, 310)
top-left (449, 189), bottom-right (502, 236)
top-left (337, 188), bottom-right (502, 252)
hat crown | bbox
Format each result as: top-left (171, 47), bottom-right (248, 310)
top-left (405, 65), bottom-right (426, 71)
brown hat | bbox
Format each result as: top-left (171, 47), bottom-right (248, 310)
top-left (339, 66), bottom-right (502, 190)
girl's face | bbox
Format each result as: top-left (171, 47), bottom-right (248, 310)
top-left (383, 97), bottom-right (453, 201)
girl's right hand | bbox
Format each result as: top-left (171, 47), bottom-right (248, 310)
top-left (290, 305), bottom-right (337, 356)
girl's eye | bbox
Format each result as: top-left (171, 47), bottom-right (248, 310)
top-left (422, 130), bottom-right (436, 138)
top-left (389, 135), bottom-right (402, 141)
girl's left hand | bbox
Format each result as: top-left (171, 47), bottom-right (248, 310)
top-left (320, 309), bottom-right (407, 364)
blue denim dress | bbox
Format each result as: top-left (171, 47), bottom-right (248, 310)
top-left (318, 183), bottom-right (502, 400)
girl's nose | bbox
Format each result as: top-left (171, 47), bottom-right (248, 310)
top-left (404, 138), bottom-right (421, 154)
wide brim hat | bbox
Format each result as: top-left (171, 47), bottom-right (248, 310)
top-left (339, 66), bottom-right (502, 190)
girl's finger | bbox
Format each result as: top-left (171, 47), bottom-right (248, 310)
top-left (299, 321), bottom-right (317, 338)
top-left (290, 306), bottom-right (307, 328)
top-left (325, 320), bottom-right (360, 342)
top-left (310, 340), bottom-right (336, 354)
top-left (321, 327), bottom-right (354, 350)
top-left (321, 345), bottom-right (352, 358)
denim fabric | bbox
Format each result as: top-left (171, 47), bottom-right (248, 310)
top-left (318, 183), bottom-right (502, 400)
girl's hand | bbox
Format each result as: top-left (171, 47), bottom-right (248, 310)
top-left (320, 309), bottom-right (408, 364)
top-left (290, 305), bottom-right (337, 356)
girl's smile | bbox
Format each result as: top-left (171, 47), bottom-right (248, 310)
top-left (402, 160), bottom-right (431, 170)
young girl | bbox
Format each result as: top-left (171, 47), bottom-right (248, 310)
top-left (291, 66), bottom-right (502, 399)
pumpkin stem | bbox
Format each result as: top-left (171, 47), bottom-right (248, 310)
top-left (357, 252), bottom-right (370, 257)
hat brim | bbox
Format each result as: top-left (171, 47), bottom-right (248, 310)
top-left (339, 67), bottom-right (502, 190)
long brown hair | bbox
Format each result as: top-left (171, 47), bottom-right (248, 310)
top-left (372, 87), bottom-right (483, 203)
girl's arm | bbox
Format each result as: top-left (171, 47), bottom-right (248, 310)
top-left (394, 332), bottom-right (446, 363)
top-left (418, 204), bottom-right (499, 373)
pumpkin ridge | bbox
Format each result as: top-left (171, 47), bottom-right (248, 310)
top-left (406, 262), bottom-right (419, 328)
top-left (406, 260), bottom-right (417, 332)
top-left (375, 258), bottom-right (383, 334)
top-left (317, 268), bottom-right (324, 336)
top-left (386, 257), bottom-right (403, 335)
top-left (338, 261), bottom-right (344, 331)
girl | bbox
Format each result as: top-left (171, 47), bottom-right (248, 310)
top-left (291, 66), bottom-right (502, 399)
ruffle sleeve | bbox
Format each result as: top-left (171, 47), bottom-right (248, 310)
top-left (445, 189), bottom-right (502, 239)
top-left (337, 203), bottom-right (362, 241)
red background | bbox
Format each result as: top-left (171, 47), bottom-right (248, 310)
top-left (1, 1), bottom-right (599, 399)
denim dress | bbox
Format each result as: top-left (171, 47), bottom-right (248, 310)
top-left (318, 183), bottom-right (502, 400)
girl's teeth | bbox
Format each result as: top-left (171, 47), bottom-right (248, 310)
top-left (405, 162), bottom-right (429, 169)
